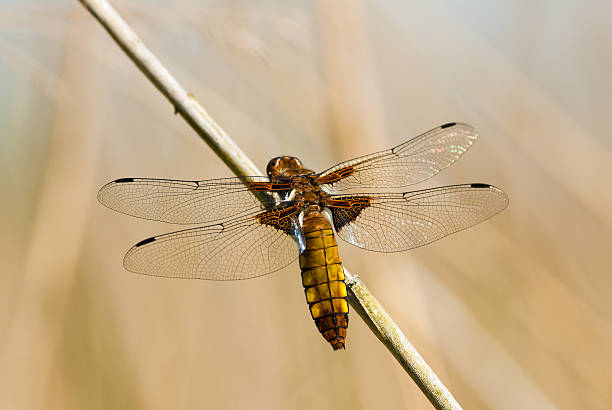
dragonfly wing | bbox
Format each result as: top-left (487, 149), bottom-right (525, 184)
top-left (318, 123), bottom-right (477, 191)
top-left (123, 205), bottom-right (301, 280)
top-left (98, 176), bottom-right (289, 224)
top-left (326, 183), bottom-right (508, 252)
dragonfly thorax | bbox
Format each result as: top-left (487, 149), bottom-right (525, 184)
top-left (291, 178), bottom-right (328, 210)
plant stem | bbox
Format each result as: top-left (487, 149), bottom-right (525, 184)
top-left (78, 0), bottom-right (462, 408)
top-left (344, 267), bottom-right (460, 409)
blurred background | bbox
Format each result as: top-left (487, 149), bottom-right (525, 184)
top-left (1, 0), bottom-right (611, 409)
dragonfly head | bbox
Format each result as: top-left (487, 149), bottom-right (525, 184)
top-left (267, 156), bottom-right (309, 179)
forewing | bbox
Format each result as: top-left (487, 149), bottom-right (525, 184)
top-left (123, 206), bottom-right (300, 280)
top-left (327, 184), bottom-right (508, 252)
top-left (98, 176), bottom-right (289, 224)
top-left (318, 123), bottom-right (477, 191)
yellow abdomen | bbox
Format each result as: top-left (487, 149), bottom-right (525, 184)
top-left (299, 212), bottom-right (349, 350)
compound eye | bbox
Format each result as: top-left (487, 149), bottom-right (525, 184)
top-left (266, 157), bottom-right (282, 177)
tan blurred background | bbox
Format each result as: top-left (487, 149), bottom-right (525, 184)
top-left (1, 1), bottom-right (611, 409)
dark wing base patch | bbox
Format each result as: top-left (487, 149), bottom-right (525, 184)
top-left (326, 196), bottom-right (373, 231)
top-left (255, 205), bottom-right (299, 235)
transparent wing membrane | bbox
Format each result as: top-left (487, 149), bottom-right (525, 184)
top-left (98, 176), bottom-right (286, 224)
top-left (328, 183), bottom-right (508, 252)
top-left (123, 208), bottom-right (300, 280)
top-left (318, 123), bottom-right (477, 191)
top-left (100, 122), bottom-right (508, 281)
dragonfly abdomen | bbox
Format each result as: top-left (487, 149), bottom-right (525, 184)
top-left (299, 212), bottom-right (349, 350)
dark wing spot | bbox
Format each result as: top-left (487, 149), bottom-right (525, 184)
top-left (440, 122), bottom-right (456, 129)
top-left (135, 237), bottom-right (156, 247)
top-left (114, 178), bottom-right (135, 183)
top-left (470, 183), bottom-right (491, 188)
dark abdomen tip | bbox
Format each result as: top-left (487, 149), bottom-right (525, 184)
top-left (330, 339), bottom-right (345, 350)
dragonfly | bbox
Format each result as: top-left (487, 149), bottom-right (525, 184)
top-left (98, 122), bottom-right (508, 350)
